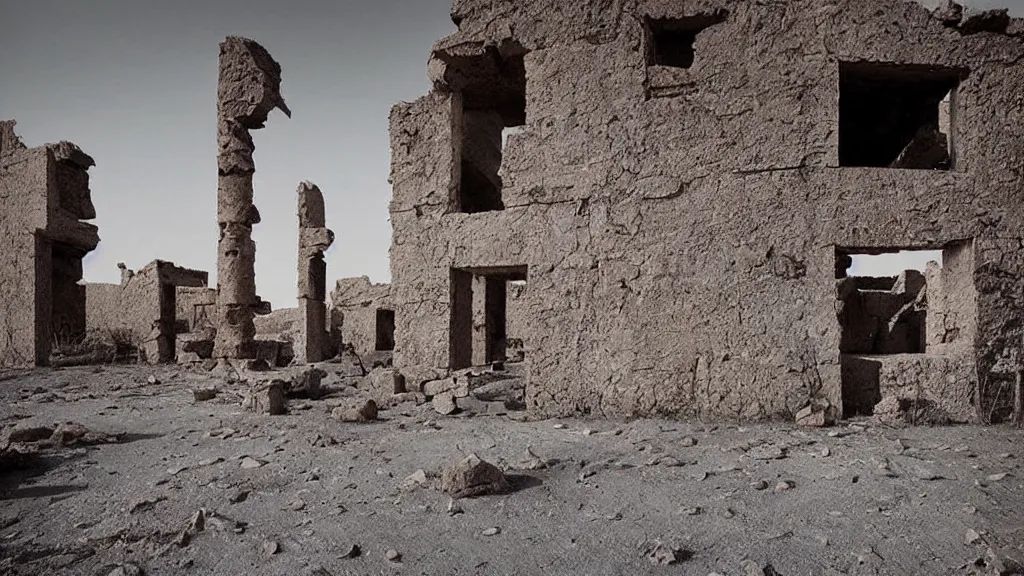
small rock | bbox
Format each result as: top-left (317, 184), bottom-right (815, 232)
top-left (198, 457), bottom-right (224, 467)
top-left (240, 457), bottom-right (264, 469)
top-left (335, 543), bottom-right (360, 559)
top-left (796, 399), bottom-right (837, 427)
top-left (680, 436), bottom-right (697, 447)
top-left (129, 496), bottom-right (167, 514)
top-left (441, 453), bottom-right (509, 498)
top-left (681, 506), bottom-right (701, 516)
top-left (482, 527), bottom-right (501, 536)
top-left (8, 426), bottom-right (54, 443)
top-left (385, 549), bottom-right (401, 562)
top-left (193, 388), bottom-right (217, 402)
top-left (751, 480), bottom-right (769, 491)
top-left (649, 544), bottom-right (691, 565)
top-left (243, 381), bottom-right (287, 415)
top-left (147, 375), bottom-right (159, 385)
top-left (229, 490), bottom-right (250, 504)
top-left (332, 400), bottom-right (378, 423)
top-left (447, 498), bottom-right (464, 516)
top-left (167, 465), bottom-right (190, 476)
top-left (189, 509), bottom-right (205, 533)
top-left (432, 392), bottom-right (458, 415)
top-left (263, 539), bottom-right (279, 556)
top-left (965, 529), bottom-right (982, 545)
top-left (403, 469), bottom-right (428, 489)
top-left (986, 472), bottom-right (1009, 482)
top-left (288, 499), bottom-right (306, 511)
top-left (774, 480), bottom-right (793, 492)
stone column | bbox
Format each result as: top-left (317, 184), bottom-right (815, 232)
top-left (296, 182), bottom-right (335, 363)
top-left (214, 36), bottom-right (290, 359)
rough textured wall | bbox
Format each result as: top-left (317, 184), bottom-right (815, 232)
top-left (214, 36), bottom-right (290, 359)
top-left (86, 261), bottom-right (207, 363)
top-left (177, 287), bottom-right (218, 331)
top-left (330, 277), bottom-right (393, 358)
top-left (1, 120), bottom-right (100, 367)
top-left (389, 0), bottom-right (1024, 421)
top-left (0, 145), bottom-right (48, 367)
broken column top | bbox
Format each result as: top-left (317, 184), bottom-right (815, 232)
top-left (217, 36), bottom-right (292, 127)
top-left (0, 120), bottom-right (27, 157)
top-left (297, 181), bottom-right (326, 228)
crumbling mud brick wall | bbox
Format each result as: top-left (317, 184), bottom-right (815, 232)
top-left (330, 276), bottom-right (393, 358)
top-left (177, 286), bottom-right (218, 332)
top-left (0, 120), bottom-right (100, 367)
top-left (388, 0), bottom-right (1024, 421)
top-left (86, 261), bottom-right (208, 363)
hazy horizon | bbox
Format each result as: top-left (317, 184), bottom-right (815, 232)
top-left (1, 0), bottom-right (1021, 308)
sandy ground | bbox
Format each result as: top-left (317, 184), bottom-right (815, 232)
top-left (0, 364), bottom-right (1022, 576)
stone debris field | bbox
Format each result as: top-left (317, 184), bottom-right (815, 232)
top-left (2, 0), bottom-right (1024, 574)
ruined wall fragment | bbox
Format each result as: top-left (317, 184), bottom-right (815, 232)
top-left (214, 36), bottom-right (290, 359)
top-left (295, 181), bottom-right (335, 363)
top-left (85, 260), bottom-right (208, 363)
top-left (330, 276), bottom-right (393, 360)
top-left (390, 0), bottom-right (1024, 421)
top-left (0, 120), bottom-right (99, 367)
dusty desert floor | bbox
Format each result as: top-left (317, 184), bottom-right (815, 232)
top-left (1, 363), bottom-right (1022, 576)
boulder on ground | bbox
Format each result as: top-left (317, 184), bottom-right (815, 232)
top-left (441, 453), bottom-right (509, 498)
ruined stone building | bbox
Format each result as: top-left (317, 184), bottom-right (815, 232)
top-left (85, 260), bottom-right (209, 363)
top-left (383, 0), bottom-right (1024, 422)
top-left (0, 121), bottom-right (100, 367)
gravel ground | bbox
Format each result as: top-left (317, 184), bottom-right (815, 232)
top-left (1, 364), bottom-right (1022, 576)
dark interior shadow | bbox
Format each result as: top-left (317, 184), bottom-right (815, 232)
top-left (504, 473), bottom-right (543, 494)
top-left (114, 432), bottom-right (165, 444)
top-left (1, 483), bottom-right (89, 500)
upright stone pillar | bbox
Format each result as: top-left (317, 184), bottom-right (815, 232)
top-left (214, 36), bottom-right (290, 359)
top-left (296, 182), bottom-right (335, 363)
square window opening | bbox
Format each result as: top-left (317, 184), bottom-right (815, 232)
top-left (645, 11), bottom-right (727, 69)
top-left (839, 62), bottom-right (966, 170)
top-left (454, 52), bottom-right (527, 214)
top-left (375, 309), bottom-right (396, 352)
top-left (835, 242), bottom-right (976, 417)
top-left (449, 266), bottom-right (527, 370)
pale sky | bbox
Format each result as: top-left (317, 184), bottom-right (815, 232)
top-left (0, 0), bottom-right (1020, 307)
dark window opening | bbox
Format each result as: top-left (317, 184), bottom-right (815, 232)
top-left (452, 49), bottom-right (527, 214)
top-left (839, 62), bottom-right (965, 170)
top-left (449, 266), bottom-right (527, 370)
top-left (645, 11), bottom-right (727, 69)
top-left (375, 309), bottom-right (396, 352)
top-left (836, 243), bottom-right (977, 417)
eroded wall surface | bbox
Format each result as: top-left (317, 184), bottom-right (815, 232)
top-left (1, 120), bottom-right (99, 367)
top-left (86, 261), bottom-right (207, 363)
top-left (330, 276), bottom-right (393, 358)
top-left (389, 0), bottom-right (1024, 420)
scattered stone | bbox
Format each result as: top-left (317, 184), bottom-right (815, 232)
top-left (243, 381), bottom-right (287, 415)
top-left (106, 563), bottom-right (144, 576)
top-left (147, 375), bottom-right (159, 385)
top-left (287, 367), bottom-right (327, 400)
top-left (648, 543), bottom-right (691, 565)
top-left (167, 465), bottom-right (190, 476)
top-left (447, 498), bottom-right (464, 516)
top-left (340, 544), bottom-right (361, 559)
top-left (748, 443), bottom-right (787, 460)
top-left (681, 506), bottom-right (701, 516)
top-left (441, 453), bottom-right (509, 498)
top-left (8, 426), bottom-right (55, 443)
top-left (965, 529), bottom-right (982, 545)
top-left (229, 490), bottom-right (250, 504)
top-left (517, 447), bottom-right (557, 470)
top-left (189, 509), bottom-right (206, 533)
top-left (482, 526), bottom-right (501, 536)
top-left (288, 499), bottom-right (306, 511)
top-left (680, 436), bottom-right (697, 447)
top-left (796, 399), bottom-right (837, 427)
top-left (986, 472), bottom-right (1009, 482)
top-left (432, 391), bottom-right (458, 415)
top-left (774, 480), bottom-right (793, 492)
top-left (198, 457), bottom-right (224, 467)
top-left (403, 469), bottom-right (428, 489)
top-left (263, 539), bottom-right (279, 556)
top-left (385, 549), bottom-right (401, 562)
top-left (333, 400), bottom-right (378, 423)
top-left (193, 388), bottom-right (217, 402)
top-left (240, 457), bottom-right (265, 469)
top-left (751, 480), bottom-right (769, 491)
